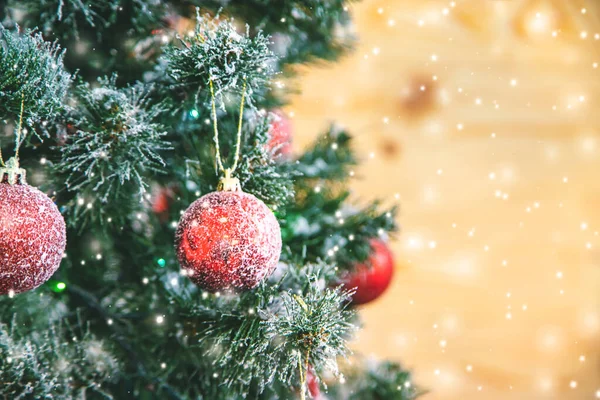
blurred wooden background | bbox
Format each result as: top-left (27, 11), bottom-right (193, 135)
top-left (287, 0), bottom-right (600, 398)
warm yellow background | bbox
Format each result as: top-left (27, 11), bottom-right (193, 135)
top-left (288, 0), bottom-right (600, 399)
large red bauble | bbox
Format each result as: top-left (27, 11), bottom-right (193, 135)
top-left (267, 111), bottom-right (293, 157)
top-left (343, 239), bottom-right (394, 305)
top-left (175, 190), bottom-right (282, 292)
top-left (0, 182), bottom-right (66, 295)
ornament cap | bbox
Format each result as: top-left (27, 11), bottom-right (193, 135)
top-left (218, 168), bottom-right (241, 192)
top-left (0, 157), bottom-right (26, 185)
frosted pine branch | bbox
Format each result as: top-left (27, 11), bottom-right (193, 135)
top-left (163, 9), bottom-right (277, 109)
top-left (0, 320), bottom-right (119, 399)
top-left (0, 26), bottom-right (71, 133)
top-left (56, 76), bottom-right (170, 226)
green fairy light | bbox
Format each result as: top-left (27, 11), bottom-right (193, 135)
top-left (49, 280), bottom-right (67, 293)
top-left (189, 109), bottom-right (199, 119)
top-left (157, 258), bottom-right (166, 268)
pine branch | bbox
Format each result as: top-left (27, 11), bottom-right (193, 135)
top-left (163, 265), bottom-right (354, 398)
top-left (196, 0), bottom-right (356, 66)
top-left (7, 0), bottom-right (165, 39)
top-left (55, 75), bottom-right (171, 227)
top-left (0, 26), bottom-right (71, 134)
top-left (264, 279), bottom-right (355, 383)
top-left (162, 9), bottom-right (277, 110)
top-left (328, 359), bottom-right (423, 400)
top-left (0, 317), bottom-right (119, 399)
top-left (296, 124), bottom-right (355, 180)
top-left (284, 126), bottom-right (399, 270)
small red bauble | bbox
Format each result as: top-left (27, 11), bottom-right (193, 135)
top-left (175, 190), bottom-right (282, 292)
top-left (307, 366), bottom-right (321, 399)
top-left (343, 239), bottom-right (394, 305)
top-left (267, 111), bottom-right (293, 157)
top-left (151, 185), bottom-right (177, 223)
top-left (0, 180), bottom-right (66, 295)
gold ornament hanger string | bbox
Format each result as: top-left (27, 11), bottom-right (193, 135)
top-left (0, 93), bottom-right (27, 184)
top-left (0, 93), bottom-right (26, 167)
top-left (14, 93), bottom-right (25, 161)
top-left (209, 77), bottom-right (248, 177)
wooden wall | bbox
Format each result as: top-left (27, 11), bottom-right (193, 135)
top-left (288, 0), bottom-right (600, 398)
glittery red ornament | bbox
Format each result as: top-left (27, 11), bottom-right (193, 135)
top-left (267, 111), bottom-right (293, 157)
top-left (175, 189), bottom-right (282, 292)
top-left (343, 239), bottom-right (394, 305)
top-left (0, 179), bottom-right (66, 295)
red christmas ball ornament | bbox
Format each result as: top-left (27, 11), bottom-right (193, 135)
top-left (267, 111), bottom-right (293, 157)
top-left (0, 159), bottom-right (66, 295)
top-left (151, 185), bottom-right (177, 223)
top-left (175, 175), bottom-right (282, 292)
top-left (343, 239), bottom-right (394, 305)
top-left (306, 366), bottom-right (321, 399)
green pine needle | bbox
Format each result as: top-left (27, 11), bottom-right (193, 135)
top-left (56, 75), bottom-right (170, 226)
top-left (0, 26), bottom-right (71, 133)
top-left (163, 9), bottom-right (277, 109)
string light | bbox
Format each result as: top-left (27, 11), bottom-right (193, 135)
top-left (49, 281), bottom-right (67, 293)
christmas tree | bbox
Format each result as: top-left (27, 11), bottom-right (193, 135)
top-left (0, 1), bottom-right (419, 398)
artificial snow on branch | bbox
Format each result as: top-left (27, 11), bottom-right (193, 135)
top-left (164, 265), bottom-right (353, 398)
top-left (285, 126), bottom-right (399, 269)
top-left (0, 319), bottom-right (119, 399)
top-left (191, 0), bottom-right (355, 65)
top-left (163, 10), bottom-right (277, 109)
top-left (0, 26), bottom-right (71, 133)
top-left (56, 75), bottom-right (170, 226)
top-left (7, 0), bottom-right (164, 39)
